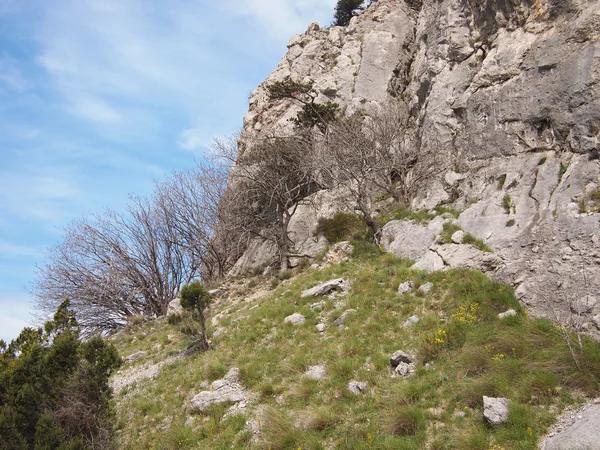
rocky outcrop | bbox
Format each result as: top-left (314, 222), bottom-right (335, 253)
top-left (232, 0), bottom-right (600, 329)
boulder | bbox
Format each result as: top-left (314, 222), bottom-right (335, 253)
top-left (541, 404), bottom-right (600, 450)
top-left (348, 380), bottom-right (368, 394)
top-left (283, 313), bottom-right (305, 326)
top-left (451, 230), bottom-right (465, 244)
top-left (483, 396), bottom-right (509, 426)
top-left (332, 309), bottom-right (356, 329)
top-left (301, 278), bottom-right (347, 298)
top-left (419, 282), bottom-right (433, 294)
top-left (305, 365), bottom-right (326, 380)
top-left (570, 295), bottom-right (598, 314)
top-left (394, 362), bottom-right (416, 377)
top-left (402, 315), bottom-right (420, 328)
top-left (412, 251), bottom-right (445, 272)
top-left (123, 350), bottom-right (146, 364)
top-left (390, 350), bottom-right (413, 367)
top-left (397, 281), bottom-right (414, 295)
top-left (189, 368), bottom-right (253, 413)
top-left (167, 298), bottom-right (183, 316)
top-left (380, 220), bottom-right (435, 261)
top-left (435, 244), bottom-right (504, 273)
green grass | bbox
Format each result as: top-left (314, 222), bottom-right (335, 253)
top-left (439, 222), bottom-right (493, 253)
top-left (110, 244), bottom-right (600, 449)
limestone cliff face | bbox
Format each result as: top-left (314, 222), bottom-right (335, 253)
top-left (233, 0), bottom-right (600, 326)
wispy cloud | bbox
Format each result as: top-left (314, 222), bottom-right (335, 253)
top-left (0, 54), bottom-right (26, 92)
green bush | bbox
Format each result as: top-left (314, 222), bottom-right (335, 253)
top-left (0, 300), bottom-right (121, 449)
top-left (316, 212), bottom-right (366, 243)
top-left (167, 313), bottom-right (182, 325)
top-left (179, 281), bottom-right (212, 352)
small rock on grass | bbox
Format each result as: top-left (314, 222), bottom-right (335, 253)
top-left (348, 380), bottom-right (368, 394)
top-left (419, 282), bottom-right (433, 294)
top-left (305, 365), bottom-right (325, 380)
top-left (283, 313), bottom-right (305, 325)
top-left (397, 281), bottom-right (414, 295)
top-left (316, 323), bottom-right (326, 332)
top-left (402, 315), bottom-right (420, 328)
top-left (498, 309), bottom-right (517, 319)
top-left (483, 396), bottom-right (509, 426)
top-left (390, 350), bottom-right (413, 367)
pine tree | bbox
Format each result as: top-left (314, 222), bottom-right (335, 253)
top-left (333, 0), bottom-right (365, 27)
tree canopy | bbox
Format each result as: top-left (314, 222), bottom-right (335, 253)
top-left (0, 301), bottom-right (121, 449)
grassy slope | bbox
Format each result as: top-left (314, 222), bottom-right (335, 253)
top-left (110, 241), bottom-right (600, 450)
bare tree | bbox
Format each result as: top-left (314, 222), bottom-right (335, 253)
top-left (216, 135), bottom-right (319, 273)
top-left (154, 160), bottom-right (233, 281)
top-left (34, 196), bottom-right (201, 334)
top-left (322, 101), bottom-right (441, 239)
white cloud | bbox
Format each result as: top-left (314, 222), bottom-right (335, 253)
top-left (0, 242), bottom-right (42, 258)
top-left (178, 126), bottom-right (205, 152)
top-left (220, 0), bottom-right (338, 40)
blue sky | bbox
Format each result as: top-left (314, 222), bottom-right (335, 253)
top-left (0, 0), bottom-right (337, 342)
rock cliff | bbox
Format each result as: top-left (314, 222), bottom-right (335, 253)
top-left (233, 0), bottom-right (600, 328)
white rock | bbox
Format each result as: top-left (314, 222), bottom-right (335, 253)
top-left (348, 380), bottom-right (368, 394)
top-left (332, 309), bottom-right (356, 328)
top-left (283, 313), bottom-right (305, 326)
top-left (167, 298), bottom-right (183, 316)
top-left (402, 315), bottom-right (420, 328)
top-left (305, 365), bottom-right (326, 380)
top-left (570, 296), bottom-right (597, 314)
top-left (189, 368), bottom-right (253, 413)
top-left (380, 221), bottom-right (435, 260)
top-left (419, 282), bottom-right (433, 294)
top-left (301, 278), bottom-right (347, 298)
top-left (498, 309), bottom-right (517, 319)
top-left (397, 281), bottom-right (414, 295)
top-left (483, 396), bottom-right (509, 426)
top-left (390, 350), bottom-right (413, 367)
top-left (316, 323), bottom-right (326, 332)
top-left (394, 361), bottom-right (416, 377)
top-left (451, 230), bottom-right (466, 244)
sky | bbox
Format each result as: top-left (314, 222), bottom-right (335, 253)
top-left (0, 0), bottom-right (337, 343)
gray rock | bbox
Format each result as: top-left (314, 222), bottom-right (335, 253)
top-left (435, 245), bottom-right (504, 273)
top-left (402, 315), bottom-right (420, 328)
top-left (305, 365), bottom-right (325, 380)
top-left (419, 282), bottom-right (433, 294)
top-left (184, 416), bottom-right (195, 427)
top-left (189, 368), bottom-right (253, 413)
top-left (323, 241), bottom-right (354, 266)
top-left (283, 313), bottom-right (305, 326)
top-left (208, 288), bottom-right (223, 297)
top-left (166, 298), bottom-right (183, 316)
top-left (541, 404), bottom-right (600, 450)
top-left (309, 301), bottom-right (325, 310)
top-left (301, 278), bottom-right (347, 298)
top-left (316, 323), bottom-right (326, 332)
top-left (348, 380), bottom-right (368, 394)
top-left (570, 296), bottom-right (598, 314)
top-left (592, 315), bottom-right (600, 330)
top-left (390, 350), bottom-right (413, 367)
top-left (397, 281), bottom-right (414, 295)
top-left (332, 309), bottom-right (356, 328)
top-left (498, 309), bottom-right (517, 319)
top-left (454, 411), bottom-right (466, 418)
top-left (394, 361), bottom-right (416, 377)
top-left (380, 220), bottom-right (435, 261)
top-left (412, 251), bottom-right (445, 272)
top-left (123, 350), bottom-right (146, 364)
top-left (483, 396), bottom-right (509, 426)
top-left (451, 230), bottom-right (465, 244)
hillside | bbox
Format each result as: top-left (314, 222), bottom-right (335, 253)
top-left (106, 0), bottom-right (600, 448)
top-left (110, 238), bottom-right (600, 449)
